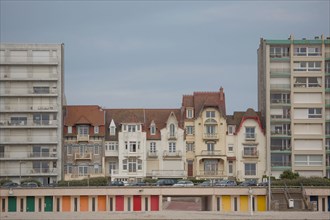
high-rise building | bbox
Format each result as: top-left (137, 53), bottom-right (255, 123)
top-left (258, 35), bottom-right (330, 178)
top-left (0, 44), bottom-right (64, 185)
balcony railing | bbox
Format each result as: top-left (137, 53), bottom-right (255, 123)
top-left (200, 150), bottom-right (222, 156)
top-left (167, 133), bottom-right (177, 140)
top-left (150, 170), bottom-right (186, 178)
top-left (147, 150), bottom-right (158, 158)
top-left (104, 150), bottom-right (119, 157)
top-left (77, 135), bottom-right (89, 142)
top-left (270, 99), bottom-right (291, 104)
top-left (0, 105), bottom-right (57, 112)
top-left (203, 133), bottom-right (219, 140)
top-left (271, 161), bottom-right (291, 167)
top-left (242, 149), bottom-right (259, 158)
top-left (163, 150), bottom-right (182, 158)
top-left (0, 120), bottom-right (57, 127)
top-left (197, 170), bottom-right (224, 176)
top-left (244, 133), bottom-right (256, 140)
top-left (271, 130), bottom-right (291, 136)
top-left (74, 153), bottom-right (92, 160)
top-left (271, 145), bottom-right (292, 151)
top-left (270, 115), bottom-right (290, 120)
top-left (270, 84), bottom-right (291, 90)
top-left (30, 152), bottom-right (57, 158)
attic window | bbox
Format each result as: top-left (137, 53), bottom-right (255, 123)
top-left (94, 126), bottom-right (99, 134)
top-left (186, 108), bottom-right (194, 119)
top-left (68, 126), bottom-right (72, 134)
top-left (110, 126), bottom-right (116, 136)
top-left (228, 125), bottom-right (235, 135)
top-left (150, 123), bottom-right (156, 135)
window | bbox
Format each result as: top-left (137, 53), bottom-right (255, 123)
top-left (205, 125), bottom-right (216, 134)
top-left (94, 145), bottom-right (99, 155)
top-left (294, 47), bottom-right (307, 56)
top-left (294, 77), bottom-right (321, 88)
top-left (94, 164), bottom-right (100, 174)
top-left (228, 161), bottom-right (233, 174)
top-left (110, 126), bottom-right (116, 135)
top-left (270, 47), bottom-right (289, 58)
top-left (123, 159), bottom-right (127, 170)
top-left (170, 124), bottom-right (175, 137)
top-left (150, 142), bottom-right (156, 153)
top-left (228, 125), bottom-right (235, 135)
top-left (150, 123), bottom-right (156, 135)
top-left (68, 126), bottom-right (72, 134)
top-left (33, 113), bottom-right (50, 125)
top-left (186, 142), bottom-right (195, 152)
top-left (207, 142), bottom-right (214, 151)
top-left (78, 125), bottom-right (89, 136)
top-left (245, 127), bottom-right (255, 139)
top-left (308, 108), bottom-right (322, 118)
top-left (109, 162), bottom-right (117, 174)
top-left (186, 108), bottom-right (194, 119)
top-left (244, 163), bottom-right (256, 176)
top-left (228, 144), bottom-right (234, 152)
top-left (0, 145), bottom-right (4, 158)
top-left (129, 142), bottom-right (137, 152)
top-left (127, 158), bottom-right (142, 172)
top-left (186, 126), bottom-right (194, 135)
top-left (128, 125), bottom-right (136, 132)
top-left (204, 159), bottom-right (218, 175)
top-left (67, 145), bottom-right (72, 155)
top-left (243, 145), bottom-right (257, 156)
top-left (67, 164), bottom-right (72, 174)
top-left (10, 117), bottom-right (27, 125)
top-left (169, 142), bottom-right (176, 153)
top-left (94, 126), bottom-right (99, 134)
top-left (33, 86), bottom-right (50, 94)
top-left (78, 165), bottom-right (88, 176)
top-left (206, 111), bottom-right (215, 118)
top-left (107, 142), bottom-right (118, 151)
top-left (295, 155), bottom-right (322, 166)
top-left (308, 61), bottom-right (321, 71)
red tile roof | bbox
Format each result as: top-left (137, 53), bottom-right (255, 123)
top-left (64, 105), bottom-right (105, 127)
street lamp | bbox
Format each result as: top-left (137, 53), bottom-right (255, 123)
top-left (248, 187), bottom-right (253, 216)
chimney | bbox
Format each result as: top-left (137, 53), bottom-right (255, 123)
top-left (220, 87), bottom-right (224, 101)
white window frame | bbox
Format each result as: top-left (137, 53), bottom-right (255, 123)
top-left (206, 111), bottom-right (215, 118)
top-left (78, 165), bottom-right (88, 176)
top-left (308, 108), bottom-right (322, 118)
top-left (150, 142), bottom-right (156, 153)
top-left (94, 126), bottom-right (99, 134)
top-left (186, 126), bottom-right (194, 135)
top-left (244, 163), bottom-right (256, 176)
top-left (228, 144), bottom-right (234, 152)
top-left (228, 125), bottom-right (235, 135)
top-left (78, 125), bottom-right (89, 136)
top-left (169, 142), bottom-right (176, 153)
top-left (150, 124), bottom-right (156, 135)
top-left (68, 126), bottom-right (72, 134)
top-left (186, 142), bottom-right (195, 152)
top-left (186, 108), bottom-right (194, 119)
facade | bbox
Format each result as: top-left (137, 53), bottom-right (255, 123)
top-left (105, 109), bottom-right (186, 182)
top-left (258, 35), bottom-right (330, 178)
top-left (63, 105), bottom-right (105, 180)
top-left (0, 44), bottom-right (64, 185)
top-left (226, 109), bottom-right (266, 181)
top-left (182, 88), bottom-right (228, 179)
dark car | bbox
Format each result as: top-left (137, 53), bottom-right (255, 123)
top-left (1, 181), bottom-right (19, 188)
top-left (109, 181), bottom-right (124, 186)
top-left (257, 182), bottom-right (269, 187)
top-left (130, 182), bottom-right (147, 186)
top-left (214, 180), bottom-right (237, 186)
top-left (239, 180), bottom-right (257, 186)
top-left (21, 182), bottom-right (38, 188)
top-left (155, 179), bottom-right (176, 186)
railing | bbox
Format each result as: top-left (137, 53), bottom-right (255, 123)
top-left (242, 149), bottom-right (259, 157)
top-left (270, 84), bottom-right (291, 90)
top-left (200, 150), bottom-right (222, 156)
top-left (104, 150), bottom-right (119, 157)
top-left (294, 83), bottom-right (321, 88)
top-left (271, 130), bottom-right (291, 135)
top-left (0, 90), bottom-right (58, 95)
top-left (270, 68), bottom-right (291, 74)
top-left (150, 170), bottom-right (186, 177)
top-left (30, 168), bottom-right (57, 174)
top-left (300, 183), bottom-right (310, 210)
top-left (147, 150), bottom-right (158, 158)
top-left (203, 133), bottom-right (219, 140)
top-left (0, 105), bottom-right (57, 111)
top-left (244, 133), bottom-right (256, 140)
top-left (30, 152), bottom-right (57, 158)
top-left (270, 145), bottom-right (291, 151)
top-left (0, 120), bottom-right (57, 127)
top-left (270, 99), bottom-right (291, 104)
top-left (270, 53), bottom-right (289, 58)
top-left (74, 153), bottom-right (92, 160)
top-left (163, 150), bottom-right (182, 158)
top-left (197, 170), bottom-right (224, 176)
top-left (271, 161), bottom-right (291, 167)
top-left (77, 135), bottom-right (89, 142)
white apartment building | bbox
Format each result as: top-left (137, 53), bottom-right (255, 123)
top-left (0, 44), bottom-right (64, 185)
top-left (258, 35), bottom-right (330, 178)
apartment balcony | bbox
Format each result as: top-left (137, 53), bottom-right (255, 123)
top-left (203, 133), bottom-right (219, 140)
top-left (271, 130), bottom-right (291, 137)
top-left (77, 135), bottom-right (89, 142)
top-left (270, 145), bottom-right (292, 153)
top-left (242, 149), bottom-right (259, 158)
top-left (0, 168), bottom-right (58, 177)
top-left (196, 170), bottom-right (224, 177)
top-left (270, 99), bottom-right (291, 106)
top-left (0, 153), bottom-right (57, 161)
top-left (163, 150), bottom-right (182, 159)
top-left (104, 150), bottom-right (119, 157)
top-left (0, 105), bottom-right (58, 112)
top-left (326, 52), bottom-right (330, 60)
top-left (270, 115), bottom-right (291, 122)
top-left (0, 136), bottom-right (58, 144)
top-left (74, 153), bottom-right (92, 160)
top-left (0, 56), bottom-right (59, 65)
top-left (0, 74), bottom-right (58, 81)
top-left (294, 52), bottom-right (322, 57)
top-left (149, 170), bottom-right (186, 178)
top-left (0, 90), bottom-right (58, 97)
top-left (0, 120), bottom-right (58, 128)
top-left (271, 161), bottom-right (292, 171)
top-left (270, 84), bottom-right (291, 91)
top-left (244, 133), bottom-right (256, 141)
top-left (147, 150), bottom-right (158, 158)
top-left (270, 68), bottom-right (291, 78)
top-left (199, 150), bottom-right (222, 156)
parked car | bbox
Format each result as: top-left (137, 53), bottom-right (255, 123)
top-left (130, 182), bottom-right (147, 186)
top-left (239, 180), bottom-right (257, 186)
top-left (1, 181), bottom-right (19, 188)
top-left (155, 179), bottom-right (176, 186)
top-left (20, 182), bottom-right (38, 188)
top-left (214, 180), bottom-right (237, 186)
top-left (199, 180), bottom-right (212, 187)
top-left (173, 180), bottom-right (194, 187)
top-left (257, 182), bottom-right (269, 187)
top-left (109, 181), bottom-right (124, 186)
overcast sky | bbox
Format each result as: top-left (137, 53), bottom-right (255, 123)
top-left (1, 0), bottom-right (329, 114)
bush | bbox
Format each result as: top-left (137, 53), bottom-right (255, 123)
top-left (21, 178), bottom-right (42, 186)
top-left (0, 179), bottom-right (12, 186)
top-left (280, 170), bottom-right (299, 180)
top-left (272, 177), bottom-right (330, 186)
top-left (58, 177), bottom-right (108, 187)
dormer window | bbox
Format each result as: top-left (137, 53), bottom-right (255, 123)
top-left (186, 108), bottom-right (194, 119)
top-left (150, 121), bottom-right (156, 135)
top-left (68, 126), bottom-right (72, 134)
top-left (170, 124), bottom-right (175, 137)
top-left (206, 111), bottom-right (215, 118)
top-left (228, 125), bottom-right (235, 135)
top-left (94, 126), bottom-right (99, 134)
top-left (109, 119), bottom-right (116, 136)
top-left (78, 125), bottom-right (89, 136)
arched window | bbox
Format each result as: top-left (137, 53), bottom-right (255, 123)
top-left (170, 124), bottom-right (175, 137)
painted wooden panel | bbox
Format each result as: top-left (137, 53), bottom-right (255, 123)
top-left (115, 196), bottom-right (124, 211)
top-left (8, 197), bottom-right (17, 212)
top-left (97, 196), bottom-right (106, 211)
top-left (26, 196), bottom-right (35, 212)
top-left (44, 196), bottom-right (53, 212)
top-left (133, 195), bottom-right (142, 211)
top-left (80, 196), bottom-right (89, 212)
top-left (240, 195), bottom-right (248, 212)
top-left (257, 195), bottom-right (266, 211)
top-left (62, 196), bottom-right (71, 212)
top-left (222, 195), bottom-right (231, 212)
top-left (150, 195), bottom-right (159, 211)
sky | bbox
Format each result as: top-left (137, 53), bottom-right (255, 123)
top-left (0, 0), bottom-right (329, 114)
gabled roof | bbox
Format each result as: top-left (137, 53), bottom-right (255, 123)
top-left (104, 108), bottom-right (182, 141)
top-left (182, 87), bottom-right (226, 118)
top-left (64, 105), bottom-right (105, 127)
top-left (227, 108), bottom-right (264, 134)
